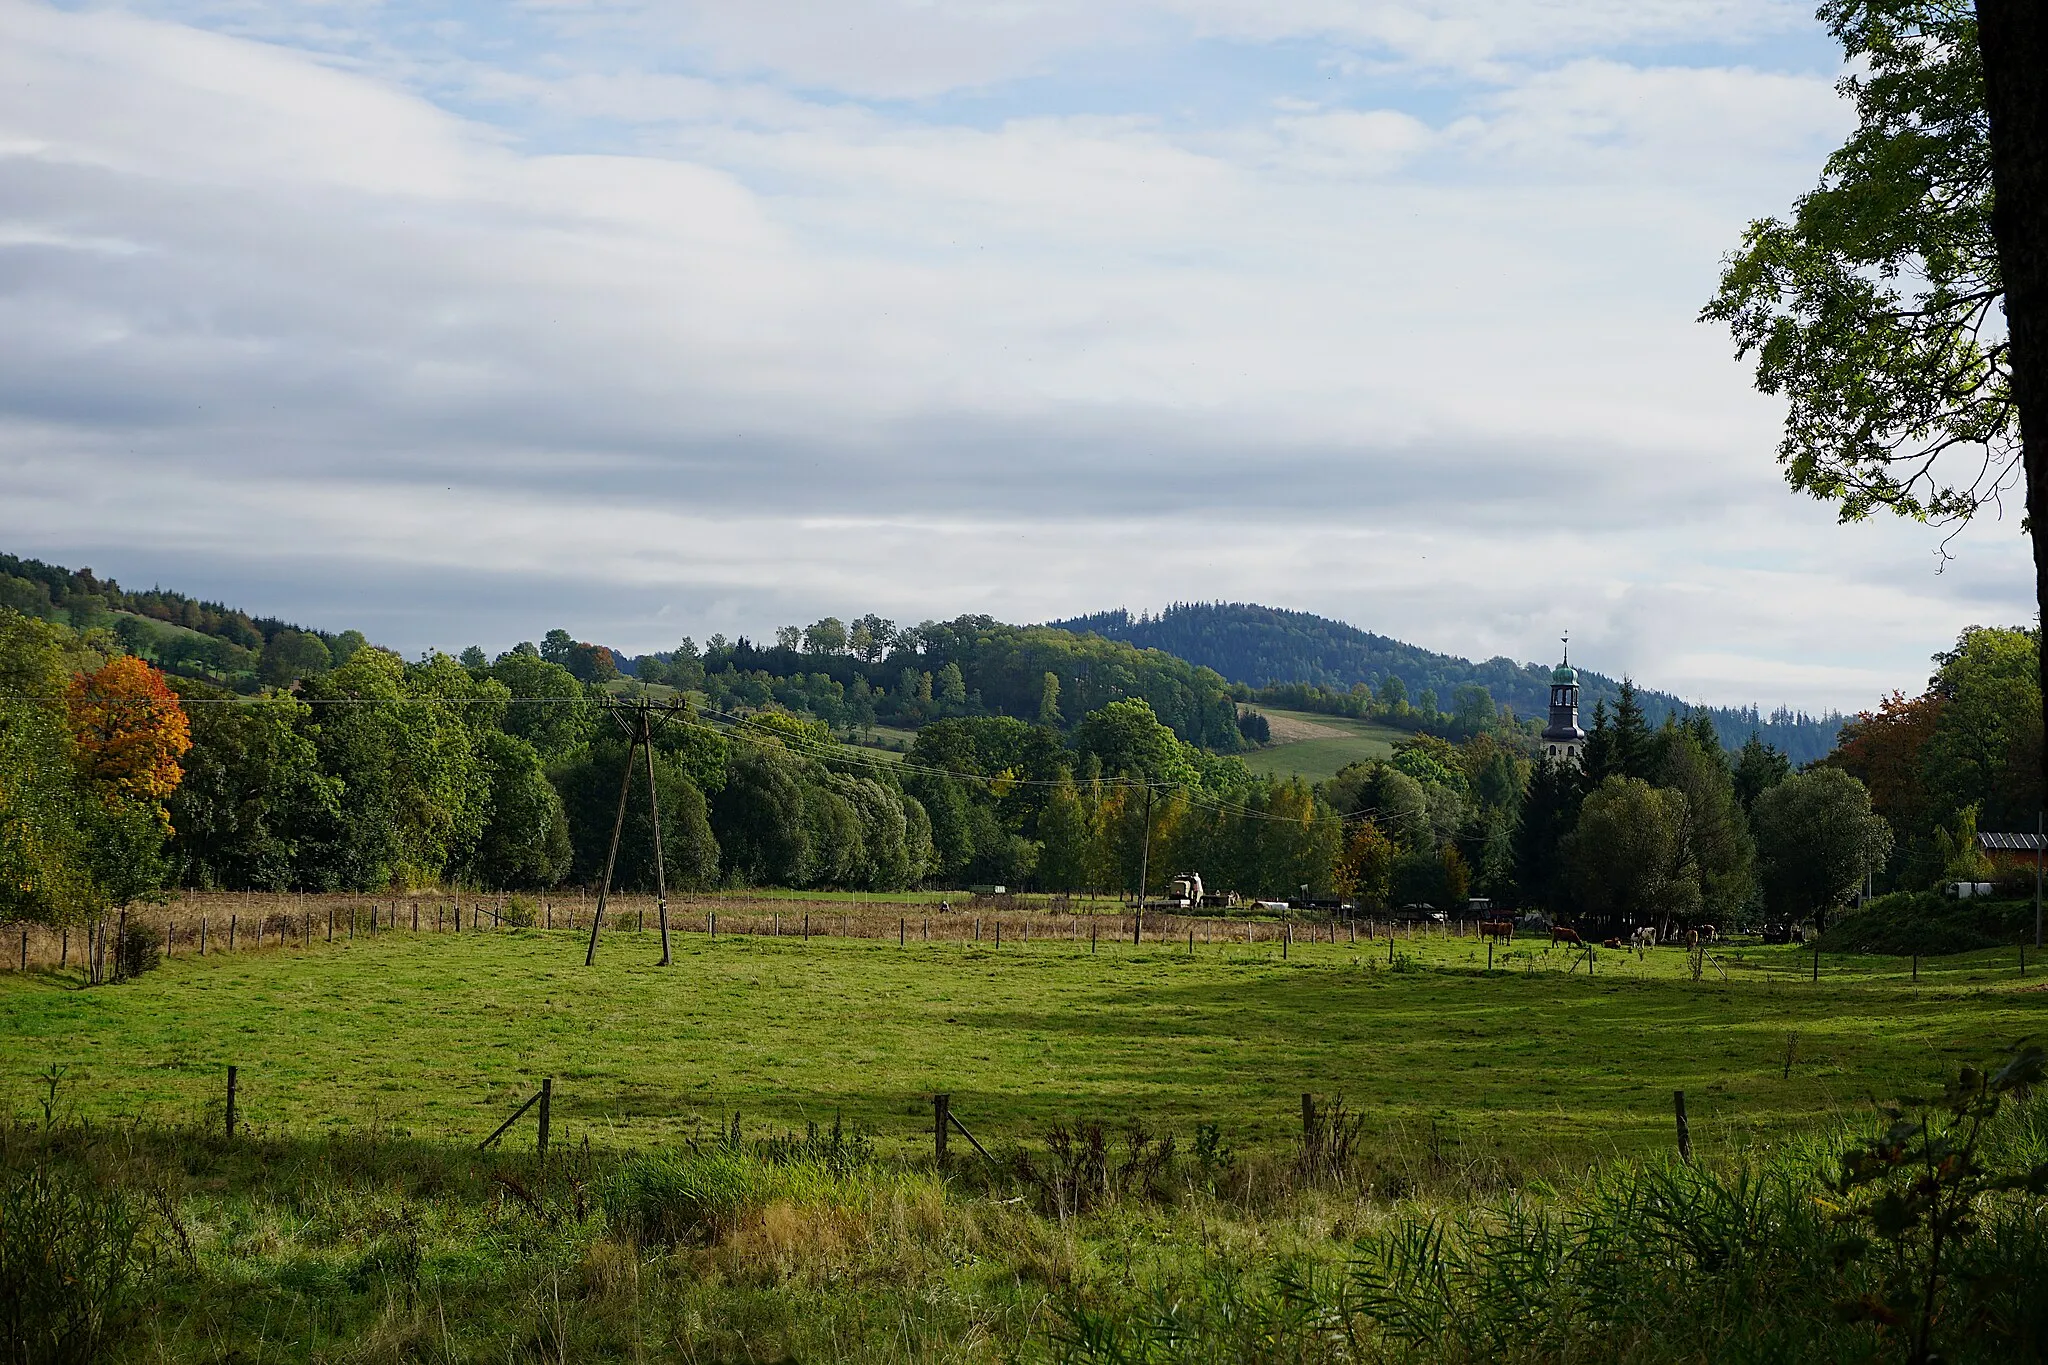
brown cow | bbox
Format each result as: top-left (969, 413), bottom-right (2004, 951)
top-left (1602, 937), bottom-right (1622, 950)
top-left (1479, 920), bottom-right (1515, 942)
top-left (1551, 926), bottom-right (1583, 947)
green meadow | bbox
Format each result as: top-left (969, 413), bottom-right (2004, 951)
top-left (5, 923), bottom-right (2041, 1163)
top-left (1238, 708), bottom-right (1407, 783)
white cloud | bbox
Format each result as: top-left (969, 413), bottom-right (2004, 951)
top-left (0, 0), bottom-right (2025, 714)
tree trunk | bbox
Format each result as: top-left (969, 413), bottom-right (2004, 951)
top-left (1975, 1), bottom-right (2048, 798)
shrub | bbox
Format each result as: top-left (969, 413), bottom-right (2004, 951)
top-left (111, 919), bottom-right (161, 982)
top-left (501, 896), bottom-right (537, 928)
top-left (0, 1162), bottom-right (153, 1364)
top-left (603, 1150), bottom-right (759, 1245)
top-left (1818, 892), bottom-right (2033, 956)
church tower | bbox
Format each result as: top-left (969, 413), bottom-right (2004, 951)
top-left (1541, 639), bottom-right (1585, 766)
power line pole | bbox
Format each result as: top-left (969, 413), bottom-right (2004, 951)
top-left (1134, 785), bottom-right (1154, 946)
top-left (584, 699), bottom-right (685, 968)
top-left (583, 711), bottom-right (640, 967)
top-left (643, 707), bottom-right (671, 966)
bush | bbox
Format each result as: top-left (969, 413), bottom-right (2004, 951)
top-left (500, 895), bottom-right (537, 928)
top-left (603, 1150), bottom-right (759, 1245)
top-left (0, 1162), bottom-right (154, 1364)
top-left (110, 920), bottom-right (161, 983)
top-left (1818, 891), bottom-right (2035, 956)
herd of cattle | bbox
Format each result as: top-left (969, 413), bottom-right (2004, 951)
top-left (1476, 920), bottom-right (1720, 949)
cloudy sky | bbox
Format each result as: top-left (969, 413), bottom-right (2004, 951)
top-left (0, 0), bottom-right (2031, 711)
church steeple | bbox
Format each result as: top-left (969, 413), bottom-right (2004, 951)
top-left (1542, 635), bottom-right (1585, 766)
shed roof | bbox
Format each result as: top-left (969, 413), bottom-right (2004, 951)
top-left (1977, 831), bottom-right (2045, 852)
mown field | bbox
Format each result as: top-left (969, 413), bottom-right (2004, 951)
top-left (1239, 707), bottom-right (1407, 782)
top-left (5, 908), bottom-right (2041, 1165)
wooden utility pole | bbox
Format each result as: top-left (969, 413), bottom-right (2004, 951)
top-left (1134, 785), bottom-right (1154, 946)
top-left (642, 709), bottom-right (671, 966)
top-left (585, 700), bottom-right (686, 967)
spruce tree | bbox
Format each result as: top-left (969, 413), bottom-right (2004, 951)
top-left (1611, 678), bottom-right (1651, 780)
top-left (1510, 755), bottom-right (1583, 913)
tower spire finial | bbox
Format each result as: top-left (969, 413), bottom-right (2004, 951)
top-left (1561, 632), bottom-right (1569, 667)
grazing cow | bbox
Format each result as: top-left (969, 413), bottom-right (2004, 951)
top-left (1632, 926), bottom-right (1657, 949)
top-left (1697, 924), bottom-right (1718, 943)
top-left (1479, 920), bottom-right (1515, 943)
top-left (1550, 925), bottom-right (1583, 947)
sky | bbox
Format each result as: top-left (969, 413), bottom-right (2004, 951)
top-left (0, 0), bottom-right (2032, 713)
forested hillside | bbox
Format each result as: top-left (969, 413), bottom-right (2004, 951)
top-left (1055, 602), bottom-right (1844, 764)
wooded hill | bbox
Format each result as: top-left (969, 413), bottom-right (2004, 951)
top-left (1, 552), bottom-right (1837, 762)
top-left (1053, 602), bottom-right (1844, 764)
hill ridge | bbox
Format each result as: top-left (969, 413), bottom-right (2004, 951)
top-left (1050, 601), bottom-right (1844, 764)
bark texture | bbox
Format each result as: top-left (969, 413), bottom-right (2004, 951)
top-left (1974, 0), bottom-right (2048, 794)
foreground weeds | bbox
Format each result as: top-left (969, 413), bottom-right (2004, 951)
top-left (2, 1060), bottom-right (2046, 1364)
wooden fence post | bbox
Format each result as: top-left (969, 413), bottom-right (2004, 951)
top-left (226, 1065), bottom-right (238, 1140)
top-left (18, 929), bottom-right (25, 971)
top-left (934, 1093), bottom-right (950, 1168)
top-left (200, 916), bottom-right (207, 956)
top-left (1090, 920), bottom-right (1097, 954)
top-left (1812, 941), bottom-right (1820, 983)
top-left (538, 1077), bottom-right (552, 1158)
top-left (228, 915), bottom-right (236, 952)
top-left (1283, 922), bottom-right (1290, 960)
top-left (900, 917), bottom-right (906, 946)
top-left (1673, 1090), bottom-right (1691, 1163)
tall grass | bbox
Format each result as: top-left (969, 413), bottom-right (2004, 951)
top-left (0, 1070), bottom-right (2042, 1363)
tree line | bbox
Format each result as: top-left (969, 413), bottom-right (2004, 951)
top-left (0, 608), bottom-right (1351, 921)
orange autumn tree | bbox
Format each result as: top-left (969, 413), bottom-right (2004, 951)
top-left (67, 655), bottom-right (192, 821)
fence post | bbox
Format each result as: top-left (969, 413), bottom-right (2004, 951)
top-left (200, 916), bottom-right (207, 956)
top-left (934, 1093), bottom-right (950, 1168)
top-left (61, 928), bottom-right (67, 967)
top-left (18, 928), bottom-right (25, 971)
top-left (1812, 941), bottom-right (1820, 983)
top-left (1283, 922), bottom-right (1290, 960)
top-left (709, 912), bottom-right (716, 941)
top-left (1673, 1090), bottom-right (1691, 1163)
top-left (538, 1078), bottom-right (552, 1158)
top-left (900, 917), bottom-right (906, 946)
top-left (803, 913), bottom-right (810, 943)
top-left (226, 1065), bottom-right (238, 1140)
top-left (1488, 941), bottom-right (1494, 972)
top-left (1090, 920), bottom-right (1097, 955)
top-left (327, 908), bottom-right (333, 943)
top-left (228, 915), bottom-right (236, 952)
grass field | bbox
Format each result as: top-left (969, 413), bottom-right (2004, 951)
top-left (1239, 707), bottom-right (1408, 782)
top-left (6, 915), bottom-right (2042, 1166)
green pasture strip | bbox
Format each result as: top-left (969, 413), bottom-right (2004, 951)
top-left (1238, 708), bottom-right (1406, 781)
top-left (3, 931), bottom-right (2040, 1166)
